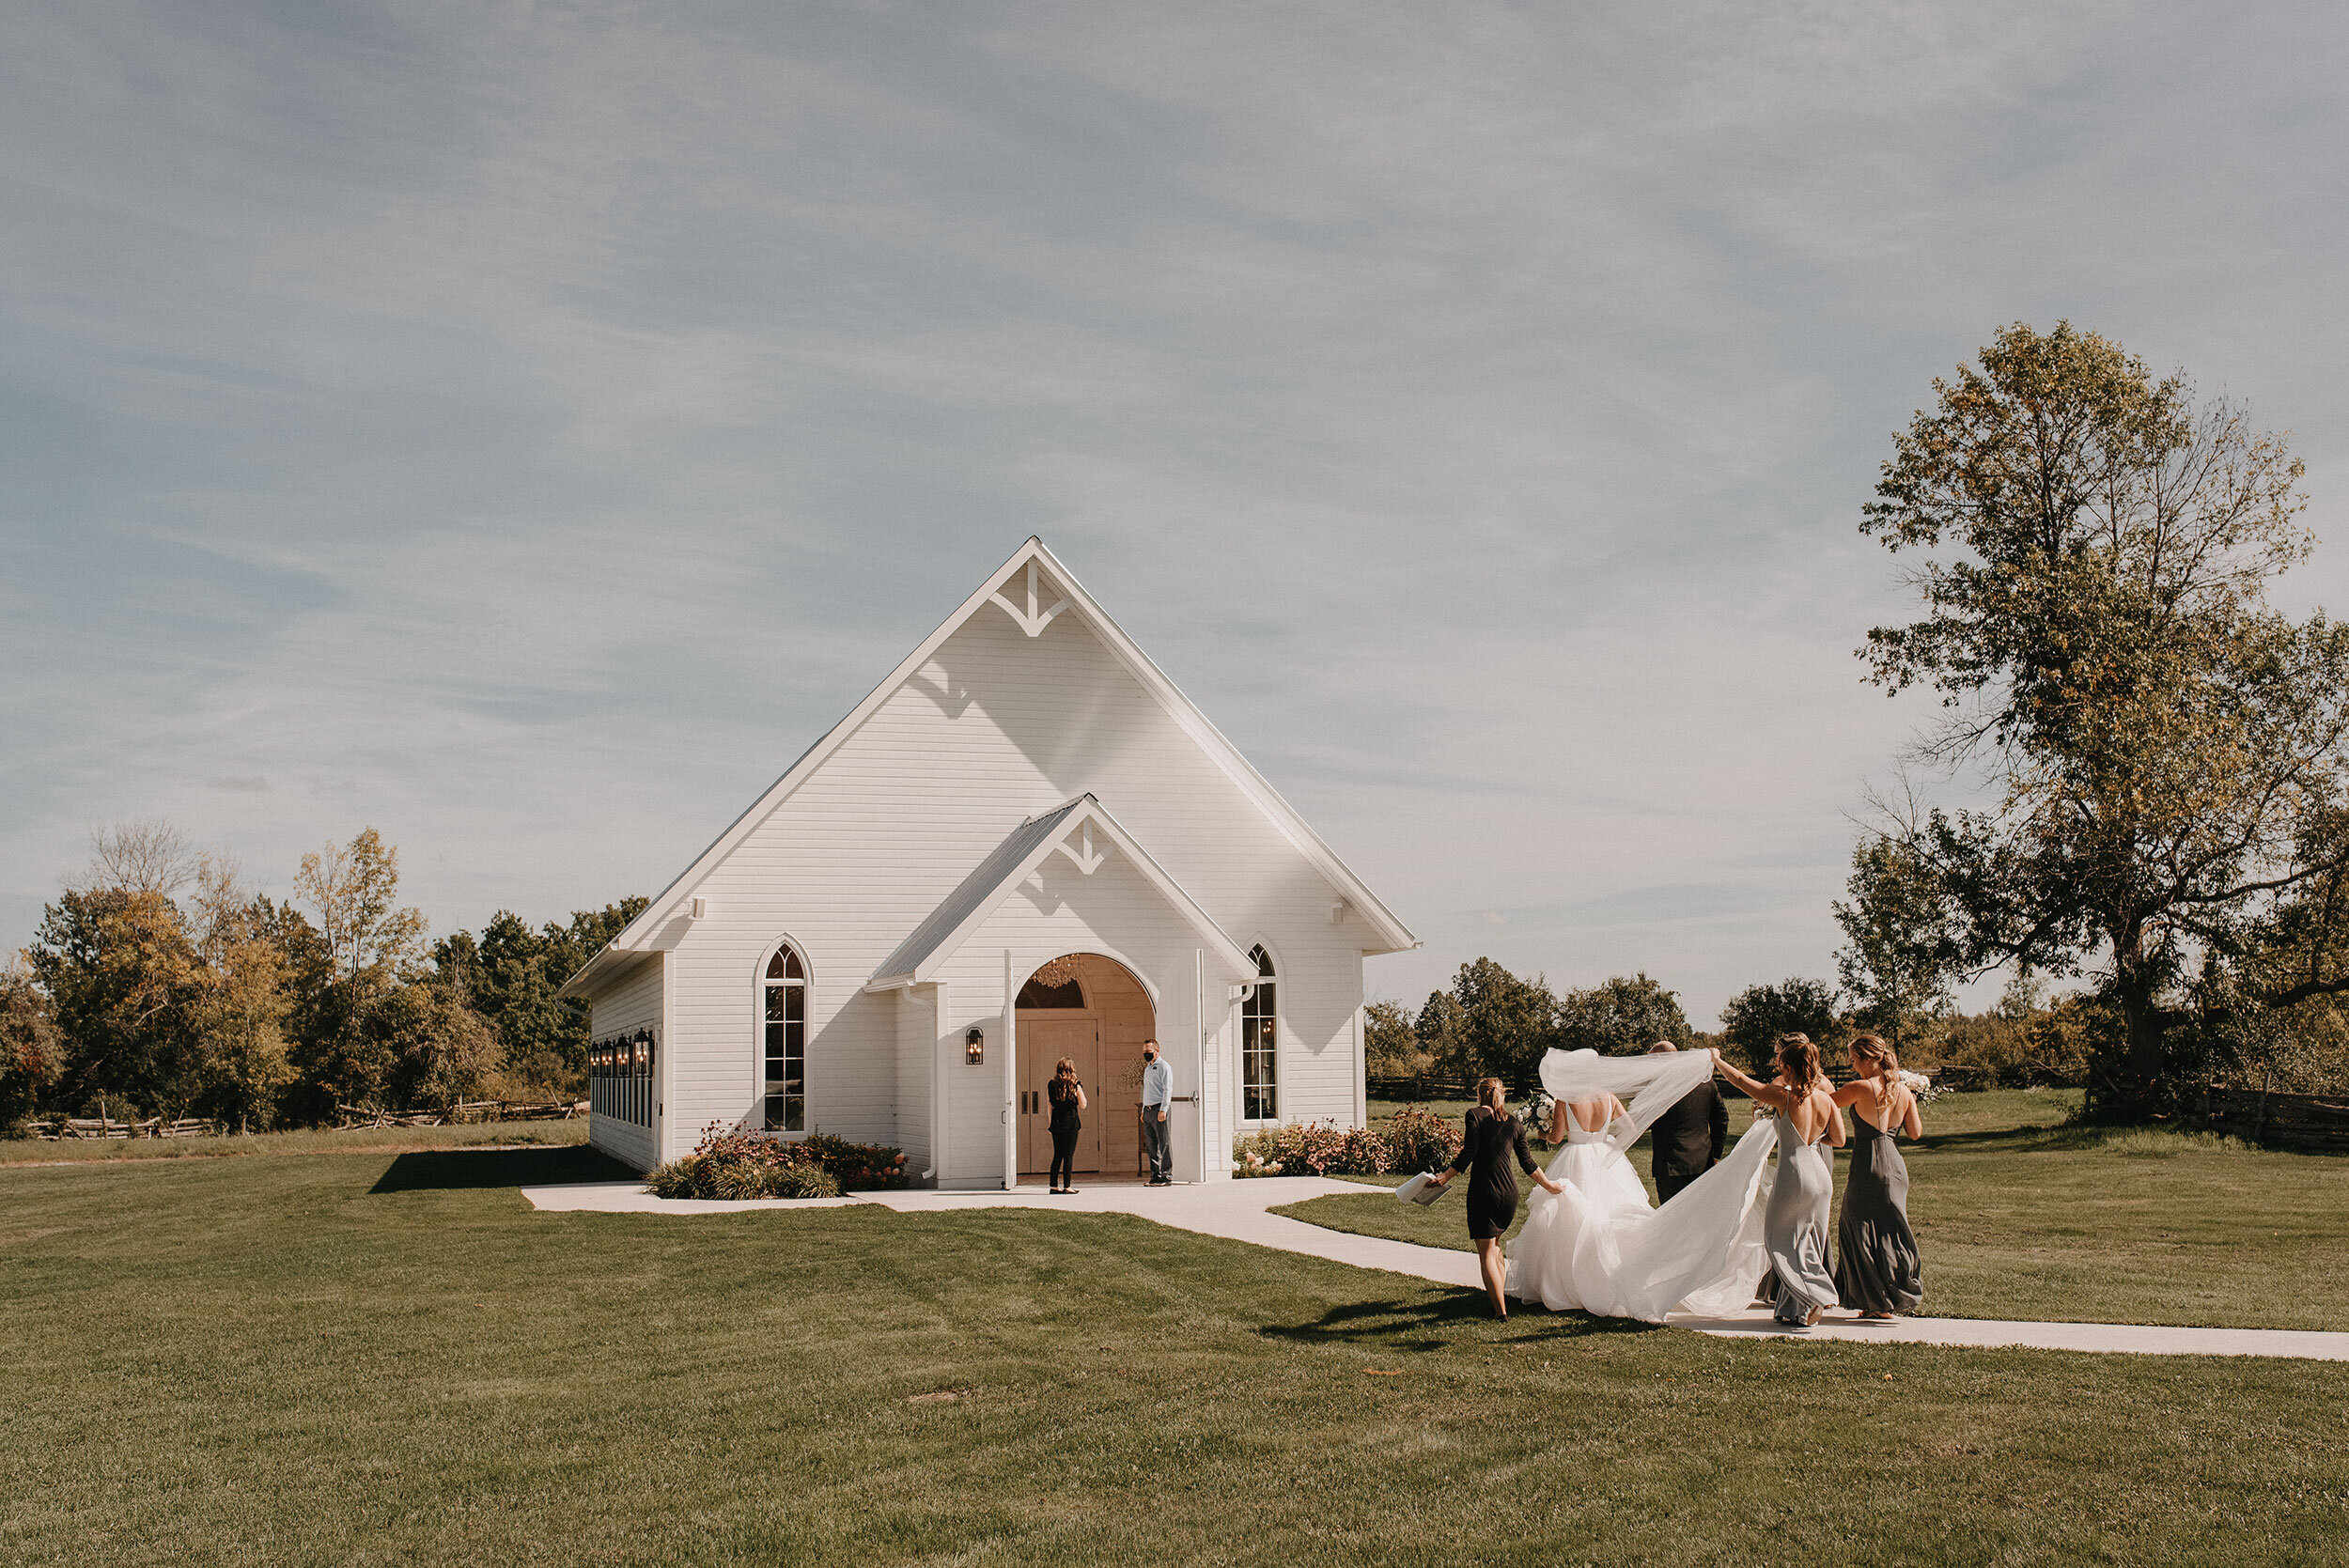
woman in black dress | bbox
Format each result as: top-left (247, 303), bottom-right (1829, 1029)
top-left (1047, 1057), bottom-right (1087, 1194)
top-left (1430, 1078), bottom-right (1563, 1317)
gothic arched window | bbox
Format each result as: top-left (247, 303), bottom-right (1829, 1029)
top-left (1241, 944), bottom-right (1277, 1122)
top-left (762, 943), bottom-right (807, 1132)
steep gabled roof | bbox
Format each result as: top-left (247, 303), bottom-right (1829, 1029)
top-left (580, 537), bottom-right (1418, 978)
top-left (863, 795), bottom-right (1255, 991)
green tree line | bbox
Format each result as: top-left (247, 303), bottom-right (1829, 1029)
top-left (1363, 961), bottom-right (1692, 1086)
top-left (0, 821), bottom-right (641, 1133)
top-left (1364, 957), bottom-right (2107, 1093)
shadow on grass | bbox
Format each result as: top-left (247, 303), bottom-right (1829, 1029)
top-left (1261, 1294), bottom-right (1660, 1352)
top-left (1914, 1126), bottom-right (2085, 1153)
top-left (1917, 1121), bottom-right (2331, 1157)
top-left (370, 1143), bottom-right (635, 1194)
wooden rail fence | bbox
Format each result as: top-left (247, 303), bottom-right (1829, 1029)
top-left (334, 1100), bottom-right (587, 1129)
top-left (39, 1116), bottom-right (220, 1141)
top-left (30, 1102), bottom-right (585, 1140)
top-left (2199, 1085), bottom-right (2349, 1153)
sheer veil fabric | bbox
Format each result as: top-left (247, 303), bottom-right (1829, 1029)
top-left (1506, 1048), bottom-right (1778, 1322)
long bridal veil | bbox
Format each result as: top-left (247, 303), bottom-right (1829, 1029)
top-left (1506, 1048), bottom-right (1777, 1322)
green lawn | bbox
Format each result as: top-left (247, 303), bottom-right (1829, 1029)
top-left (3, 1142), bottom-right (2346, 1564)
top-left (0, 1118), bottom-right (587, 1166)
top-left (1283, 1090), bottom-right (2349, 1331)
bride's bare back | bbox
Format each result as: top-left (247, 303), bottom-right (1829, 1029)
top-left (1548, 1093), bottom-right (1628, 1140)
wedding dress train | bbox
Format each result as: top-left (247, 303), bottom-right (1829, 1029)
top-left (1506, 1048), bottom-right (1778, 1323)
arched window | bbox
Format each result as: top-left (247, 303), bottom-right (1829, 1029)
top-left (762, 943), bottom-right (806, 1132)
top-left (1241, 944), bottom-right (1277, 1122)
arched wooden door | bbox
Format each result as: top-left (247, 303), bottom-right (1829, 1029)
top-left (1016, 953), bottom-right (1154, 1179)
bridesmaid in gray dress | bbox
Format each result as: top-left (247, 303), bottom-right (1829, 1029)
top-left (1712, 1034), bottom-right (1844, 1327)
top-left (1833, 1034), bottom-right (1924, 1317)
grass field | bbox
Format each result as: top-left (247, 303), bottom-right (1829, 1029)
top-left (1285, 1090), bottom-right (2349, 1331)
top-left (0, 1118), bottom-right (588, 1166)
top-left (3, 1134), bottom-right (2346, 1565)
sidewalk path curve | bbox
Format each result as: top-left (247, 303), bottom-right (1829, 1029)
top-left (521, 1174), bottom-right (2349, 1361)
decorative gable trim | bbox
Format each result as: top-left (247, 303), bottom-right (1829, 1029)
top-left (863, 796), bottom-right (1256, 991)
top-left (988, 559), bottom-right (1073, 638)
top-left (568, 536), bottom-right (1416, 993)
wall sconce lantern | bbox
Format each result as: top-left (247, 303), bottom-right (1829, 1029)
top-left (965, 1026), bottom-right (986, 1066)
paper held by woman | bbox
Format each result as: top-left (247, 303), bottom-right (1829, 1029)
top-left (1392, 1172), bottom-right (1450, 1206)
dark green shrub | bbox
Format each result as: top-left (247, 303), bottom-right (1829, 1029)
top-left (797, 1132), bottom-right (910, 1190)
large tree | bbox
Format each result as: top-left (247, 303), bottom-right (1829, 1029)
top-left (1719, 978), bottom-right (1841, 1077)
top-left (0, 958), bottom-right (63, 1127)
top-left (1412, 989), bottom-right (1469, 1078)
top-left (434, 897), bottom-right (647, 1091)
top-left (288, 828), bottom-right (436, 1114)
top-left (1859, 321), bottom-right (2349, 1112)
top-left (1361, 1000), bottom-right (1427, 1078)
top-left (26, 887), bottom-right (205, 1114)
top-left (1832, 826), bottom-right (1957, 1052)
top-left (1553, 973), bottom-right (1691, 1057)
top-left (186, 862), bottom-right (295, 1131)
top-left (1449, 957), bottom-right (1558, 1084)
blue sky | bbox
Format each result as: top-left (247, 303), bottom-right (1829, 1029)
top-left (5, 2), bottom-right (2346, 1025)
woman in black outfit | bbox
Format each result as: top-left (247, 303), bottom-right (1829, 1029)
top-left (1047, 1057), bottom-right (1086, 1194)
top-left (1430, 1078), bottom-right (1563, 1317)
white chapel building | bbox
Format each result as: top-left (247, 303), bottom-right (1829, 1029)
top-left (560, 538), bottom-right (1418, 1187)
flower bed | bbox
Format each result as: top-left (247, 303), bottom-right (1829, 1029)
top-left (1232, 1105), bottom-right (1464, 1178)
top-left (796, 1132), bottom-right (912, 1190)
top-left (646, 1125), bottom-right (910, 1200)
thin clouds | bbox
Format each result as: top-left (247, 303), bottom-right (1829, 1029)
top-left (2, 2), bottom-right (2345, 1022)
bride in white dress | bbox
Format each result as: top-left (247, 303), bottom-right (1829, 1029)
top-left (1507, 1047), bottom-right (1779, 1323)
top-left (1538, 1088), bottom-right (1653, 1230)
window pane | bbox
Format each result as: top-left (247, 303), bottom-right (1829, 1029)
top-left (766, 949), bottom-right (789, 979)
top-left (1242, 989), bottom-right (1277, 1120)
top-left (1252, 944), bottom-right (1273, 977)
top-left (785, 949), bottom-right (803, 980)
top-left (785, 986), bottom-right (805, 1024)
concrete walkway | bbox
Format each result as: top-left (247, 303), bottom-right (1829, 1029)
top-left (521, 1175), bottom-right (2349, 1361)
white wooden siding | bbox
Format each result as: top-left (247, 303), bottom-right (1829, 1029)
top-left (587, 954), bottom-right (662, 1172)
top-left (616, 602), bottom-right (1381, 1170)
top-left (893, 986), bottom-right (934, 1172)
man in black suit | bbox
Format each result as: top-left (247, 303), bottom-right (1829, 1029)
top-left (1645, 1040), bottom-right (1727, 1203)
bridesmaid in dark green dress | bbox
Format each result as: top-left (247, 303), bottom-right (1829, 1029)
top-left (1833, 1034), bottom-right (1924, 1318)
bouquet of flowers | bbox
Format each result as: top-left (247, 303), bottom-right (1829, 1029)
top-left (1898, 1068), bottom-right (1944, 1103)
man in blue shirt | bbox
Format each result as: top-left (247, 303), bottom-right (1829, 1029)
top-left (1140, 1040), bottom-right (1174, 1185)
